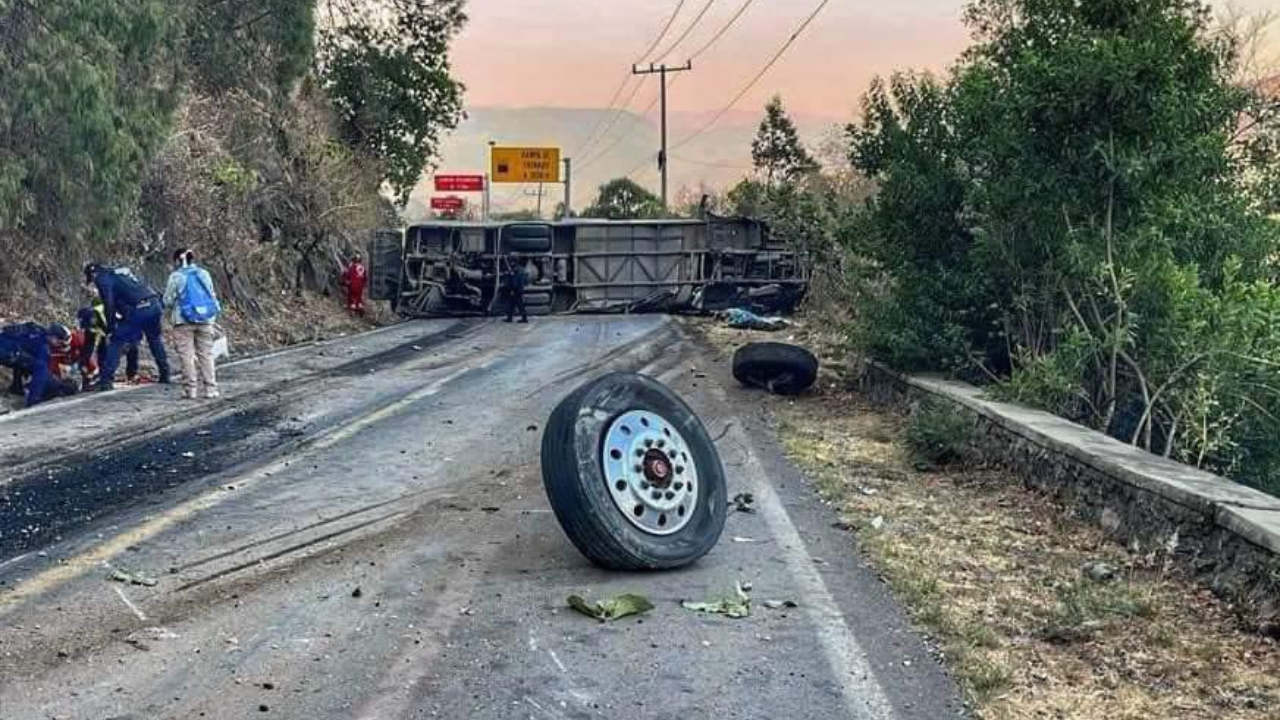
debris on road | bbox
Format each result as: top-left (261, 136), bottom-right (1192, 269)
top-left (180, 451), bottom-right (196, 459)
top-left (723, 308), bottom-right (789, 332)
top-left (109, 568), bottom-right (158, 587)
top-left (351, 587), bottom-right (363, 598)
top-left (682, 582), bottom-right (752, 619)
top-left (567, 593), bottom-right (655, 622)
top-left (732, 536), bottom-right (758, 543)
top-left (729, 492), bottom-right (756, 513)
top-left (763, 600), bottom-right (799, 610)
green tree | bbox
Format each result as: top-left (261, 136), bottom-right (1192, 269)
top-left (581, 178), bottom-right (663, 220)
top-left (0, 0), bottom-right (183, 238)
top-left (185, 0), bottom-right (316, 95)
top-left (751, 95), bottom-right (818, 186)
top-left (317, 0), bottom-right (468, 205)
top-left (847, 0), bottom-right (1280, 489)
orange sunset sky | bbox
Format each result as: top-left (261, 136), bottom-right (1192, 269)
top-left (451, 0), bottom-right (1279, 119)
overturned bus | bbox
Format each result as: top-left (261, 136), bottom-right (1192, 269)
top-left (366, 215), bottom-right (807, 317)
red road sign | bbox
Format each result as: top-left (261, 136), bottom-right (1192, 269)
top-left (431, 196), bottom-right (466, 211)
top-left (434, 174), bottom-right (484, 192)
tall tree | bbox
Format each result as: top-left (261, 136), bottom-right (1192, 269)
top-left (751, 96), bottom-right (818, 186)
top-left (317, 0), bottom-right (468, 205)
top-left (848, 0), bottom-right (1280, 486)
top-left (0, 0), bottom-right (183, 237)
top-left (582, 178), bottom-right (663, 220)
top-left (185, 0), bottom-right (316, 95)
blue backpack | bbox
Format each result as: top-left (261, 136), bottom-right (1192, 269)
top-left (178, 267), bottom-right (220, 323)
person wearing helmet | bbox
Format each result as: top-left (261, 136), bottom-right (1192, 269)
top-left (0, 322), bottom-right (79, 407)
top-left (77, 299), bottom-right (138, 389)
top-left (84, 263), bottom-right (171, 390)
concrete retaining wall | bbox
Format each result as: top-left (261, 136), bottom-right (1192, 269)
top-left (859, 363), bottom-right (1280, 633)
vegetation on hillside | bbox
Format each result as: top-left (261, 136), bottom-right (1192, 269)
top-left (781, 0), bottom-right (1280, 492)
top-left (0, 0), bottom-right (467, 327)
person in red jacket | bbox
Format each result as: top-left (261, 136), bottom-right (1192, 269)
top-left (341, 252), bottom-right (368, 315)
top-left (47, 324), bottom-right (92, 381)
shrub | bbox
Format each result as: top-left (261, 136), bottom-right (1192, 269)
top-left (905, 397), bottom-right (975, 465)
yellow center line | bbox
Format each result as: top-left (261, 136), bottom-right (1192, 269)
top-left (0, 353), bottom-right (500, 616)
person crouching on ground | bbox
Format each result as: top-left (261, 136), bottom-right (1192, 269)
top-left (0, 322), bottom-right (78, 408)
top-left (164, 249), bottom-right (223, 400)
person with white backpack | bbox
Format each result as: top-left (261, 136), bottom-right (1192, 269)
top-left (163, 249), bottom-right (223, 400)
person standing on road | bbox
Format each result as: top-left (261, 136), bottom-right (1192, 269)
top-left (502, 254), bottom-right (529, 324)
top-left (164, 249), bottom-right (222, 400)
top-left (85, 263), bottom-right (172, 391)
top-left (342, 252), bottom-right (368, 315)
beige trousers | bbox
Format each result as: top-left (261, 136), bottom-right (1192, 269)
top-left (174, 323), bottom-right (218, 396)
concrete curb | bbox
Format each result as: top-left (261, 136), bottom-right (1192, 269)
top-left (859, 362), bottom-right (1280, 630)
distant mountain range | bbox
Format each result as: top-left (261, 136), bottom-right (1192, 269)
top-left (407, 106), bottom-right (839, 219)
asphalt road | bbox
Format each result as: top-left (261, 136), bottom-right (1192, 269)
top-left (0, 316), bottom-right (966, 720)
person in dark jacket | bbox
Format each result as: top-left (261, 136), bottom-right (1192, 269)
top-left (502, 254), bottom-right (529, 324)
top-left (0, 322), bottom-right (71, 407)
top-left (77, 300), bottom-right (138, 389)
top-left (84, 264), bottom-right (171, 390)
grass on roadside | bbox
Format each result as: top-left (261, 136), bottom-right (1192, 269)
top-left (693, 318), bottom-right (1278, 720)
top-left (777, 393), bottom-right (1279, 719)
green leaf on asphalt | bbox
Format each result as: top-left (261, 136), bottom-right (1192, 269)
top-left (567, 593), bottom-right (655, 622)
top-left (681, 582), bottom-right (752, 619)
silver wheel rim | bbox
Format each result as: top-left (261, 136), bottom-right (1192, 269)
top-left (601, 409), bottom-right (699, 536)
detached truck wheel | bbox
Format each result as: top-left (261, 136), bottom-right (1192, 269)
top-left (541, 373), bottom-right (727, 570)
top-left (732, 342), bottom-right (819, 395)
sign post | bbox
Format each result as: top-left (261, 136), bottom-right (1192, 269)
top-left (430, 196), bottom-right (466, 212)
top-left (434, 175), bottom-right (485, 193)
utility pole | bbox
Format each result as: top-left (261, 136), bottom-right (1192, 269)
top-left (562, 157), bottom-right (572, 219)
top-left (632, 61), bottom-right (692, 211)
top-left (484, 140), bottom-right (496, 223)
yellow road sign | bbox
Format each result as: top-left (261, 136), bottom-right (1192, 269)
top-left (491, 146), bottom-right (561, 183)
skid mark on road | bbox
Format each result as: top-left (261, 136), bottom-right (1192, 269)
top-left (0, 355), bottom-right (502, 617)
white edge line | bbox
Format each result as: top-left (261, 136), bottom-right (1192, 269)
top-left (112, 585), bottom-right (148, 622)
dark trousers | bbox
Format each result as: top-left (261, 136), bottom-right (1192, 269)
top-left (1, 353), bottom-right (47, 407)
top-left (100, 302), bottom-right (169, 387)
top-left (504, 289), bottom-right (527, 322)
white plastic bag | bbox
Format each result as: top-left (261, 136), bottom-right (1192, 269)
top-left (212, 325), bottom-right (230, 363)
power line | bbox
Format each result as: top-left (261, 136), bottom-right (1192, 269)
top-left (670, 0), bottom-right (833, 153)
top-left (570, 0), bottom-right (690, 159)
top-left (634, 0), bottom-right (690, 65)
top-left (687, 0), bottom-right (758, 61)
top-left (671, 154), bottom-right (752, 170)
top-left (575, 0), bottom-right (756, 174)
top-left (575, 88), bottom-right (664, 173)
top-left (652, 0), bottom-right (719, 64)
top-left (574, 79), bottom-right (653, 168)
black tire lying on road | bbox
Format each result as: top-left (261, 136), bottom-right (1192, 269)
top-left (732, 342), bottom-right (819, 396)
top-left (541, 372), bottom-right (727, 570)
